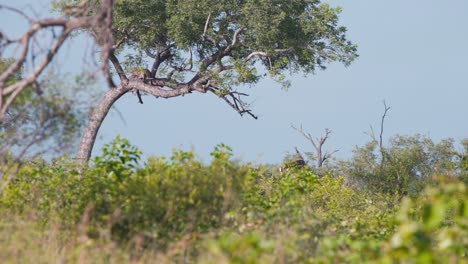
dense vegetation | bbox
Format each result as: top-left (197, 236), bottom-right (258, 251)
top-left (1, 1), bottom-right (466, 262)
top-left (0, 135), bottom-right (467, 263)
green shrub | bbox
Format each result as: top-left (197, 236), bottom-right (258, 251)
top-left (1, 137), bottom-right (253, 247)
top-left (1, 135), bottom-right (466, 263)
top-left (378, 180), bottom-right (468, 263)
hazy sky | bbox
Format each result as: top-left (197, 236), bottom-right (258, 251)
top-left (1, 0), bottom-right (467, 164)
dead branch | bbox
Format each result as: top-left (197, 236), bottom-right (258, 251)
top-left (0, 0), bottom-right (117, 121)
top-left (202, 12), bottom-right (211, 38)
top-left (380, 100), bottom-right (391, 149)
top-left (206, 85), bottom-right (258, 119)
top-left (292, 124), bottom-right (337, 168)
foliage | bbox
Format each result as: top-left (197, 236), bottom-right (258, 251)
top-left (341, 134), bottom-right (463, 196)
top-left (379, 181), bottom-right (468, 263)
top-left (199, 231), bottom-right (274, 264)
top-left (93, 135), bottom-right (142, 181)
top-left (0, 59), bottom-right (95, 198)
top-left (1, 138), bottom-right (251, 245)
top-left (1, 135), bottom-right (467, 263)
top-left (60, 0), bottom-right (357, 90)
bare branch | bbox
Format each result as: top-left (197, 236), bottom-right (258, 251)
top-left (202, 12), bottom-right (211, 38)
top-left (230, 27), bottom-right (245, 47)
top-left (0, 4), bottom-right (34, 23)
top-left (378, 101), bottom-right (391, 174)
top-left (1, 28), bottom-right (70, 118)
top-left (109, 51), bottom-right (127, 84)
top-left (1, 0), bottom-right (118, 122)
top-left (150, 47), bottom-right (172, 78)
top-left (112, 36), bottom-right (127, 50)
top-left (292, 124), bottom-right (336, 168)
top-left (244, 51), bottom-right (268, 62)
top-left (202, 83), bottom-right (257, 119)
top-left (379, 100), bottom-right (391, 149)
top-left (323, 149), bottom-right (339, 163)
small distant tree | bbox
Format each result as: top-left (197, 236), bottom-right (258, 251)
top-left (342, 134), bottom-right (461, 195)
top-left (1, 0), bottom-right (358, 165)
top-left (340, 103), bottom-right (464, 194)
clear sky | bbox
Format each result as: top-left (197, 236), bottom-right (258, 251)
top-left (1, 0), bottom-right (467, 164)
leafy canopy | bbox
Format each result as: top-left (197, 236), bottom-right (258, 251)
top-left (63, 0), bottom-right (357, 89)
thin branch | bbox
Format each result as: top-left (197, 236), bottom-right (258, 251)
top-left (323, 149), bottom-right (339, 163)
top-left (0, 4), bottom-right (34, 23)
top-left (150, 47), bottom-right (171, 78)
top-left (1, 28), bottom-right (70, 118)
top-left (111, 36), bottom-right (127, 50)
top-left (202, 12), bottom-right (211, 38)
top-left (231, 27), bottom-right (245, 47)
top-left (244, 51), bottom-right (268, 62)
top-left (207, 86), bottom-right (258, 119)
top-left (378, 101), bottom-right (391, 174)
top-left (379, 100), bottom-right (391, 149)
top-left (1, 0), bottom-right (115, 122)
top-left (109, 51), bottom-right (127, 84)
top-left (136, 90), bottom-right (143, 104)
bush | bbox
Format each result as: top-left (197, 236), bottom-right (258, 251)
top-left (0, 138), bottom-right (253, 247)
top-left (0, 135), bottom-right (466, 263)
top-left (341, 135), bottom-right (463, 196)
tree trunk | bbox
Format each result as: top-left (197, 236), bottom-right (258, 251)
top-left (317, 148), bottom-right (323, 168)
top-left (76, 86), bottom-right (128, 166)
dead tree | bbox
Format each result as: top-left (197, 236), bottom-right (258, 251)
top-left (377, 101), bottom-right (401, 192)
top-left (292, 124), bottom-right (338, 168)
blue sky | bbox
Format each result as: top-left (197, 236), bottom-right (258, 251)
top-left (1, 0), bottom-right (467, 164)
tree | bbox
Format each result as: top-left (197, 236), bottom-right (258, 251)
top-left (1, 0), bottom-right (357, 165)
top-left (0, 59), bottom-right (89, 192)
top-left (0, 0), bottom-right (115, 171)
top-left (341, 134), bottom-right (461, 195)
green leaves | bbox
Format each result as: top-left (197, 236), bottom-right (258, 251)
top-left (105, 0), bottom-right (357, 84)
top-left (210, 143), bottom-right (233, 161)
top-left (341, 135), bottom-right (464, 196)
top-left (1, 142), bottom-right (467, 262)
top-left (93, 135), bottom-right (142, 181)
top-left (422, 201), bottom-right (445, 229)
top-left (384, 182), bottom-right (468, 262)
